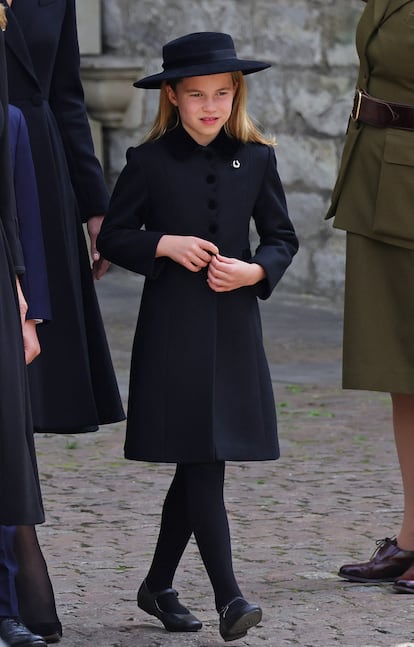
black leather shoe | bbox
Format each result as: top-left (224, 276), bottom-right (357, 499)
top-left (137, 580), bottom-right (202, 632)
top-left (25, 622), bottom-right (62, 644)
top-left (0, 618), bottom-right (47, 647)
top-left (219, 597), bottom-right (262, 642)
top-left (393, 563), bottom-right (414, 593)
top-left (338, 537), bottom-right (414, 583)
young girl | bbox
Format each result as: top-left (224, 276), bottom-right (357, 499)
top-left (98, 31), bottom-right (298, 643)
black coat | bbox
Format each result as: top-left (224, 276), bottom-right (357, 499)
top-left (98, 125), bottom-right (298, 463)
top-left (3, 0), bottom-right (124, 431)
top-left (0, 30), bottom-right (43, 525)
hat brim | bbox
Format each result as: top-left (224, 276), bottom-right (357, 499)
top-left (133, 59), bottom-right (271, 89)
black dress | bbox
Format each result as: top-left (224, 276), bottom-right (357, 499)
top-left (0, 29), bottom-right (43, 525)
top-left (3, 0), bottom-right (125, 432)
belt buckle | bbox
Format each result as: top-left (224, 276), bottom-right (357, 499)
top-left (351, 89), bottom-right (363, 121)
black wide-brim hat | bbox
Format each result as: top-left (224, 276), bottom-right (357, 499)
top-left (134, 32), bottom-right (271, 89)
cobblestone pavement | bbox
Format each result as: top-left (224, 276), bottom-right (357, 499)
top-left (27, 269), bottom-right (414, 647)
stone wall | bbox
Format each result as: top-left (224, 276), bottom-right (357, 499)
top-left (83, 0), bottom-right (365, 300)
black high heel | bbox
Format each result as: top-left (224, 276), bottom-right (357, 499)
top-left (137, 580), bottom-right (202, 632)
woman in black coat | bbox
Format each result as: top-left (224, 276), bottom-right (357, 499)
top-left (98, 32), bottom-right (298, 642)
top-left (1, 0), bottom-right (124, 430)
top-left (1, 0), bottom-right (125, 640)
top-left (0, 0), bottom-right (43, 534)
top-left (0, 17), bottom-right (48, 647)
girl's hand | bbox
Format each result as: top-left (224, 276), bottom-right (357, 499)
top-left (207, 254), bottom-right (265, 292)
top-left (87, 215), bottom-right (111, 280)
top-left (156, 235), bottom-right (219, 272)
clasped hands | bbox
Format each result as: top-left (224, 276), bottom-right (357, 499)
top-left (156, 235), bottom-right (265, 292)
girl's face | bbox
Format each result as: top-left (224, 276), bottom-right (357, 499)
top-left (166, 73), bottom-right (237, 146)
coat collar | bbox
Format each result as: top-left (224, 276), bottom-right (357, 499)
top-left (2, 0), bottom-right (39, 87)
top-left (163, 123), bottom-right (241, 161)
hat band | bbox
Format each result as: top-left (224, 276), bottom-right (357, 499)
top-left (163, 48), bottom-right (237, 71)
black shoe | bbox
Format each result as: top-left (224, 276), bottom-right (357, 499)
top-left (137, 579), bottom-right (202, 632)
top-left (25, 622), bottom-right (62, 644)
top-left (0, 618), bottom-right (47, 647)
top-left (219, 597), bottom-right (262, 642)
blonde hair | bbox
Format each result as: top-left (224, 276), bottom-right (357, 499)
top-left (0, 5), bottom-right (7, 31)
top-left (143, 71), bottom-right (275, 146)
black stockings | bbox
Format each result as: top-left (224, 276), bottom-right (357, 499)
top-left (145, 461), bottom-right (242, 611)
top-left (13, 526), bottom-right (60, 630)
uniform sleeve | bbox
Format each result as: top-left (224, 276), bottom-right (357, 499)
top-left (10, 107), bottom-right (52, 321)
top-left (97, 148), bottom-right (165, 277)
top-left (48, 0), bottom-right (109, 221)
top-left (251, 146), bottom-right (299, 300)
top-left (0, 32), bottom-right (24, 274)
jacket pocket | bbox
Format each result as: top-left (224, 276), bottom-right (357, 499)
top-left (373, 129), bottom-right (414, 241)
top-left (38, 0), bottom-right (57, 5)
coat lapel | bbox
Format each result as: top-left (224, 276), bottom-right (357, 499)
top-left (2, 0), bottom-right (39, 86)
top-left (360, 0), bottom-right (413, 78)
top-left (381, 0), bottom-right (411, 22)
top-left (368, 0), bottom-right (414, 37)
top-left (373, 0), bottom-right (390, 24)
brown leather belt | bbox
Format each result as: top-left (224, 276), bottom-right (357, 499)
top-left (351, 89), bottom-right (414, 131)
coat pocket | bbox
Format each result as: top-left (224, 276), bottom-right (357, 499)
top-left (373, 129), bottom-right (414, 241)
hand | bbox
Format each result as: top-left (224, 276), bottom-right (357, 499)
top-left (15, 277), bottom-right (28, 329)
top-left (22, 319), bottom-right (41, 365)
top-left (87, 215), bottom-right (111, 280)
top-left (15, 279), bottom-right (41, 363)
top-left (207, 254), bottom-right (265, 292)
top-left (156, 235), bottom-right (219, 272)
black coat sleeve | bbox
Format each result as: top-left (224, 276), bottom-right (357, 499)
top-left (97, 147), bottom-right (165, 277)
top-left (251, 146), bottom-right (299, 299)
top-left (0, 31), bottom-right (24, 274)
top-left (49, 0), bottom-right (109, 221)
top-left (9, 106), bottom-right (52, 321)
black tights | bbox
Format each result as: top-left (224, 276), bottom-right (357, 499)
top-left (145, 461), bottom-right (242, 611)
top-left (14, 526), bottom-right (60, 631)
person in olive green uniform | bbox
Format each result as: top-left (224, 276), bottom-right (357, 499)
top-left (326, 0), bottom-right (414, 592)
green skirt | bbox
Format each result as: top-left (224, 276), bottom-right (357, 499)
top-left (343, 232), bottom-right (414, 393)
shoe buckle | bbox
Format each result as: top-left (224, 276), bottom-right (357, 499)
top-left (220, 596), bottom-right (244, 619)
top-left (221, 603), bottom-right (230, 618)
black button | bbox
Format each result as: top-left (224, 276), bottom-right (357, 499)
top-left (206, 174), bottom-right (216, 184)
top-left (31, 93), bottom-right (43, 106)
top-left (208, 199), bottom-right (217, 210)
top-left (208, 223), bottom-right (218, 234)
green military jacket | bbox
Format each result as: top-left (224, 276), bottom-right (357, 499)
top-left (327, 0), bottom-right (414, 249)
